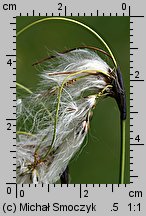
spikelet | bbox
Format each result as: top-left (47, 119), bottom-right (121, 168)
top-left (16, 49), bottom-right (116, 183)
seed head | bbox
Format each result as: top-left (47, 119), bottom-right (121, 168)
top-left (16, 48), bottom-right (117, 183)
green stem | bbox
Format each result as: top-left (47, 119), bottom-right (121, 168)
top-left (16, 82), bottom-right (32, 94)
top-left (17, 17), bottom-right (117, 68)
top-left (119, 119), bottom-right (126, 184)
top-left (16, 131), bottom-right (34, 136)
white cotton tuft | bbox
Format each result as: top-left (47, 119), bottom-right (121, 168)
top-left (16, 48), bottom-right (114, 183)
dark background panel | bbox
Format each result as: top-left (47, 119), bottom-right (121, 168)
top-left (17, 17), bottom-right (129, 183)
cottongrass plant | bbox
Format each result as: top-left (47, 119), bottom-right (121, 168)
top-left (16, 17), bottom-right (126, 184)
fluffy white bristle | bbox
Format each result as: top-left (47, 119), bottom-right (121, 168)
top-left (16, 49), bottom-right (113, 183)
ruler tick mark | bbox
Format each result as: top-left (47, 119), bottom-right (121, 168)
top-left (131, 143), bottom-right (144, 146)
top-left (79, 184), bottom-right (82, 198)
top-left (65, 6), bottom-right (67, 16)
